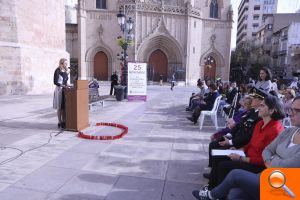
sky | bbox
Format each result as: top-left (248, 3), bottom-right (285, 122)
top-left (230, 0), bottom-right (300, 49)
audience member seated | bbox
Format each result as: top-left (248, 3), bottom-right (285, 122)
top-left (238, 84), bottom-right (248, 99)
top-left (186, 83), bottom-right (220, 124)
top-left (216, 79), bottom-right (224, 94)
top-left (271, 78), bottom-right (279, 94)
top-left (263, 95), bottom-right (300, 167)
top-left (193, 169), bottom-right (260, 200)
top-left (186, 81), bottom-right (208, 111)
top-left (210, 96), bottom-right (252, 141)
top-left (282, 89), bottom-right (296, 115)
top-left (225, 82), bottom-right (238, 105)
top-left (288, 77), bottom-right (299, 90)
top-left (222, 82), bottom-right (230, 95)
top-left (206, 79), bottom-right (212, 87)
top-left (222, 82), bottom-right (239, 116)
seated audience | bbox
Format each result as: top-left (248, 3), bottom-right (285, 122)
top-left (205, 88), bottom-right (267, 175)
top-left (204, 94), bottom-right (285, 191)
top-left (193, 96), bottom-right (300, 200)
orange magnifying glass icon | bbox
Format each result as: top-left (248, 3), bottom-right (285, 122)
top-left (268, 170), bottom-right (296, 198)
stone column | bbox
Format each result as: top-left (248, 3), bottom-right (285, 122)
top-left (78, 0), bottom-right (87, 79)
top-left (185, 3), bottom-right (196, 85)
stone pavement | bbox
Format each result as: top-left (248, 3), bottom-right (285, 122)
top-left (0, 85), bottom-right (225, 200)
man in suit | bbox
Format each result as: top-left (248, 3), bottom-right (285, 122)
top-left (223, 82), bottom-right (239, 116)
top-left (110, 71), bottom-right (118, 95)
top-left (225, 82), bottom-right (238, 104)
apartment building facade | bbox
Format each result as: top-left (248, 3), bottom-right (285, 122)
top-left (237, 0), bottom-right (277, 47)
top-left (255, 13), bottom-right (300, 78)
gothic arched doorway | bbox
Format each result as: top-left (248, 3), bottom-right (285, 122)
top-left (204, 55), bottom-right (216, 80)
top-left (94, 51), bottom-right (108, 80)
top-left (148, 49), bottom-right (168, 82)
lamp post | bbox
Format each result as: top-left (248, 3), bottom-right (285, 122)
top-left (116, 8), bottom-right (134, 98)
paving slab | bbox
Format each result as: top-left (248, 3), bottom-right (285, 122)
top-left (13, 166), bottom-right (78, 192)
top-left (0, 187), bottom-right (49, 200)
top-left (162, 181), bottom-right (202, 200)
top-left (105, 176), bottom-right (164, 200)
top-left (166, 160), bottom-right (208, 184)
top-left (55, 171), bottom-right (118, 197)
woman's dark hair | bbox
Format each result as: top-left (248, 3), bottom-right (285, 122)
top-left (197, 82), bottom-right (203, 87)
top-left (264, 95), bottom-right (285, 120)
top-left (239, 84), bottom-right (247, 94)
top-left (269, 90), bottom-right (278, 98)
top-left (259, 67), bottom-right (272, 81)
top-left (209, 83), bottom-right (218, 91)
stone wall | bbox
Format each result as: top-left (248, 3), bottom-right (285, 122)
top-left (0, 0), bottom-right (69, 95)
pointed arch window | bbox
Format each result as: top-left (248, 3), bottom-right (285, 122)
top-left (96, 0), bottom-right (106, 9)
top-left (210, 0), bottom-right (219, 19)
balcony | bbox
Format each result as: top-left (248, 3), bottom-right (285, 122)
top-left (281, 35), bottom-right (288, 41)
top-left (290, 45), bottom-right (300, 56)
top-left (279, 50), bottom-right (287, 56)
top-left (272, 51), bottom-right (278, 58)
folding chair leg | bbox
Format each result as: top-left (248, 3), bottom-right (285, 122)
top-left (214, 115), bottom-right (218, 130)
top-left (199, 114), bottom-right (205, 130)
top-left (210, 115), bottom-right (218, 130)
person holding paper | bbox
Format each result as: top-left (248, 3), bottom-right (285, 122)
top-left (196, 95), bottom-right (285, 197)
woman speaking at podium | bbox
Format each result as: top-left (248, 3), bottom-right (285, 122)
top-left (53, 58), bottom-right (69, 129)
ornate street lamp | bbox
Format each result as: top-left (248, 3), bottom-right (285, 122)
top-left (116, 8), bottom-right (134, 98)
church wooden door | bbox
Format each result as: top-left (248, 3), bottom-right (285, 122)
top-left (148, 49), bottom-right (168, 82)
top-left (94, 51), bottom-right (108, 81)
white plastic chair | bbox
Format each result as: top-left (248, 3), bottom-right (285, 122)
top-left (199, 95), bottom-right (222, 130)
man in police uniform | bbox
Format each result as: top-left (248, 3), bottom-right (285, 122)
top-left (203, 87), bottom-right (269, 180)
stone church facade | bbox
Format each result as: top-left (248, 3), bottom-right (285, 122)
top-left (0, 0), bottom-right (68, 95)
top-left (0, 0), bottom-right (232, 95)
top-left (74, 0), bottom-right (233, 85)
